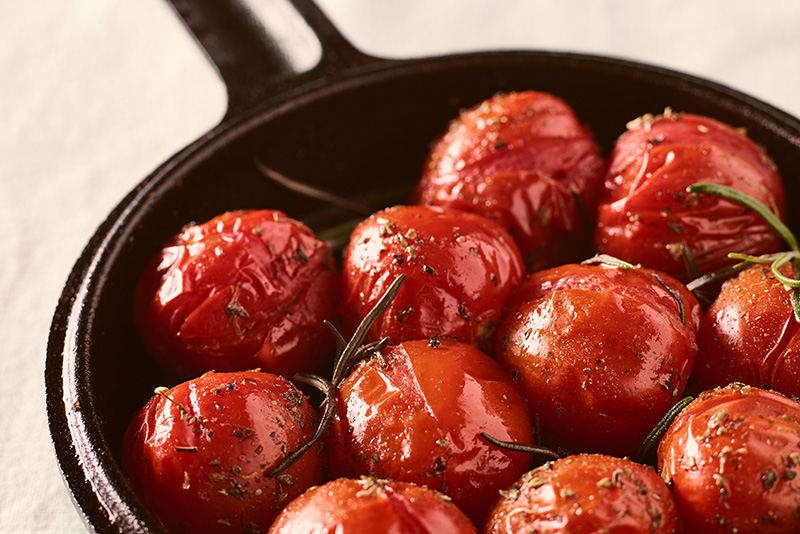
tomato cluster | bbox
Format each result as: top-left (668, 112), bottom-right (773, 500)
top-left (124, 90), bottom-right (800, 533)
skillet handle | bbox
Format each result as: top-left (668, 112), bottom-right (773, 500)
top-left (165, 0), bottom-right (372, 119)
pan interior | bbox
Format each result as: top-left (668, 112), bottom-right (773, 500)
top-left (53, 51), bottom-right (800, 531)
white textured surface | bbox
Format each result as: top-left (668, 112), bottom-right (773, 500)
top-left (2, 1), bottom-right (799, 532)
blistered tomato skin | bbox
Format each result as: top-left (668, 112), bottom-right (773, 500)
top-left (268, 477), bottom-right (477, 534)
top-left (482, 454), bottom-right (681, 534)
top-left (121, 371), bottom-right (325, 534)
top-left (495, 263), bottom-right (701, 457)
top-left (327, 339), bottom-right (535, 524)
top-left (341, 205), bottom-right (525, 351)
top-left (413, 91), bottom-right (605, 270)
top-left (658, 384), bottom-right (800, 534)
top-left (694, 264), bottom-right (800, 396)
top-left (593, 111), bottom-right (785, 282)
top-left (134, 209), bottom-right (340, 378)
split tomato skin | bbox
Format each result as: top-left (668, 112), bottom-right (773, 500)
top-left (413, 90), bottom-right (605, 270)
top-left (134, 209), bottom-right (340, 379)
top-left (593, 111), bottom-right (785, 282)
top-left (341, 205), bottom-right (525, 352)
top-left (327, 339), bottom-right (535, 524)
top-left (482, 454), bottom-right (681, 534)
top-left (658, 384), bottom-right (800, 534)
top-left (268, 477), bottom-right (477, 534)
top-left (121, 371), bottom-right (325, 534)
top-left (694, 264), bottom-right (800, 396)
top-left (495, 263), bottom-right (701, 456)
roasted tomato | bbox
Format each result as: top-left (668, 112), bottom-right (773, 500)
top-left (327, 339), bottom-right (535, 524)
top-left (658, 383), bottom-right (800, 534)
top-left (413, 90), bottom-right (605, 270)
top-left (268, 477), bottom-right (477, 533)
top-left (121, 371), bottom-right (325, 534)
top-left (593, 110), bottom-right (785, 282)
top-left (341, 205), bottom-right (524, 351)
top-left (495, 261), bottom-right (701, 456)
top-left (134, 209), bottom-right (340, 378)
top-left (694, 263), bottom-right (800, 396)
top-left (482, 454), bottom-right (681, 534)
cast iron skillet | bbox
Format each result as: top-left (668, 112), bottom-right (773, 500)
top-left (46, 0), bottom-right (800, 532)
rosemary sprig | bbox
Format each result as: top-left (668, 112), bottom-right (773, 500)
top-left (687, 183), bottom-right (797, 251)
top-left (636, 396), bottom-right (694, 465)
top-left (582, 254), bottom-right (636, 270)
top-left (268, 275), bottom-right (406, 478)
top-left (686, 182), bottom-right (800, 321)
top-left (480, 433), bottom-right (561, 461)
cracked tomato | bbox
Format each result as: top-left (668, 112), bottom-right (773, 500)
top-left (482, 454), bottom-right (681, 534)
top-left (658, 383), bottom-right (800, 534)
top-left (134, 209), bottom-right (340, 379)
top-left (122, 370), bottom-right (325, 534)
top-left (341, 204), bottom-right (524, 352)
top-left (495, 261), bottom-right (701, 457)
top-left (413, 90), bottom-right (605, 270)
top-left (593, 110), bottom-right (785, 282)
top-left (327, 338), bottom-right (535, 524)
top-left (694, 263), bottom-right (800, 397)
top-left (268, 477), bottom-right (477, 533)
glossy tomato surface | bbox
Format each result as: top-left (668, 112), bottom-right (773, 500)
top-left (658, 384), bottom-right (800, 534)
top-left (694, 264), bottom-right (800, 396)
top-left (134, 209), bottom-right (340, 379)
top-left (594, 111), bottom-right (785, 282)
top-left (482, 454), bottom-right (681, 534)
top-left (413, 90), bottom-right (605, 270)
top-left (268, 477), bottom-right (477, 533)
top-left (495, 262), bottom-right (701, 456)
top-left (341, 205), bottom-right (524, 352)
top-left (327, 339), bottom-right (534, 524)
top-left (122, 371), bottom-right (325, 534)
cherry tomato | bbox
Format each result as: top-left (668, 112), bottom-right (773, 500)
top-left (413, 90), bottom-right (605, 270)
top-left (121, 371), bottom-right (325, 534)
top-left (658, 383), bottom-right (800, 534)
top-left (341, 205), bottom-right (525, 352)
top-left (327, 338), bottom-right (535, 524)
top-left (593, 110), bottom-right (785, 282)
top-left (694, 263), bottom-right (800, 396)
top-left (268, 477), bottom-right (477, 533)
top-left (482, 454), bottom-right (681, 534)
top-left (134, 209), bottom-right (340, 378)
top-left (495, 262), bottom-right (701, 456)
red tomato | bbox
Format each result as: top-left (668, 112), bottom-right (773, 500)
top-left (482, 454), bottom-right (681, 534)
top-left (341, 205), bottom-right (525, 352)
top-left (134, 209), bottom-right (340, 378)
top-left (495, 262), bottom-right (701, 456)
top-left (413, 90), bottom-right (605, 270)
top-left (121, 371), bottom-right (325, 534)
top-left (694, 263), bottom-right (800, 396)
top-left (327, 339), bottom-right (535, 524)
top-left (658, 384), bottom-right (800, 534)
top-left (593, 110), bottom-right (785, 282)
top-left (268, 477), bottom-right (477, 533)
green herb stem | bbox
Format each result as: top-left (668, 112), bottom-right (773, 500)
top-left (687, 182), bottom-right (798, 252)
top-left (636, 396), bottom-right (694, 465)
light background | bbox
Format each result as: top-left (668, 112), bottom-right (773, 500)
top-left (2, 1), bottom-right (799, 532)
